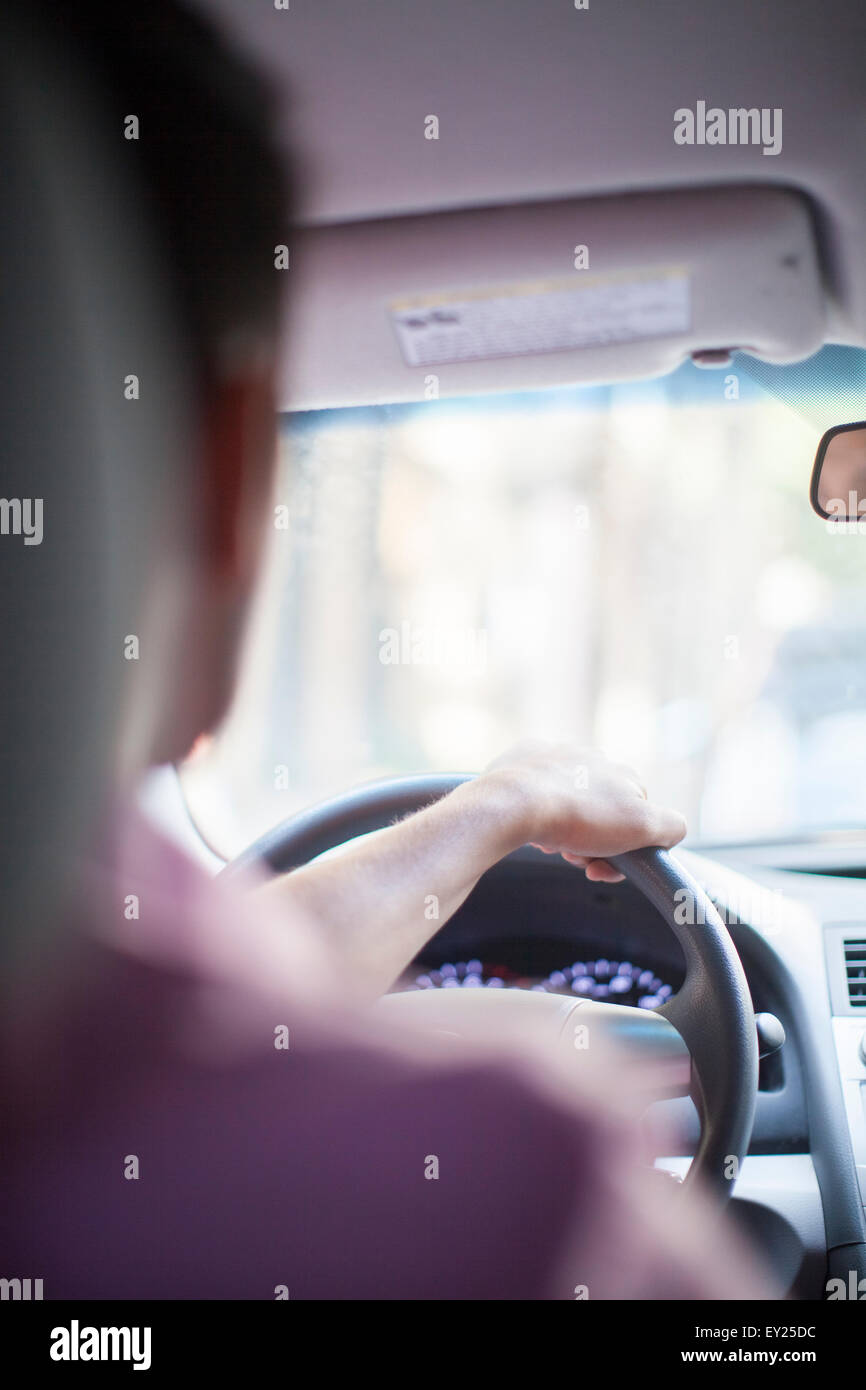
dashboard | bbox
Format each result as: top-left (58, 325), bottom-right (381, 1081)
top-left (398, 850), bottom-right (687, 1000)
top-left (392, 841), bottom-right (866, 1299)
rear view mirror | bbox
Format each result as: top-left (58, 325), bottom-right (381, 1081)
top-left (810, 421), bottom-right (866, 521)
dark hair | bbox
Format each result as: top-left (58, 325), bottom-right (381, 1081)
top-left (39, 0), bottom-right (291, 392)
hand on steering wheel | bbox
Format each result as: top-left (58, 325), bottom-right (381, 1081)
top-left (225, 773), bottom-right (758, 1203)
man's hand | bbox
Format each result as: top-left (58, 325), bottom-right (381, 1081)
top-left (480, 741), bottom-right (687, 883)
top-left (255, 741), bottom-right (686, 994)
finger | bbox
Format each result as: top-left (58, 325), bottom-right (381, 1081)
top-left (639, 802), bottom-right (688, 850)
top-left (584, 858), bottom-right (625, 883)
top-left (561, 852), bottom-right (591, 868)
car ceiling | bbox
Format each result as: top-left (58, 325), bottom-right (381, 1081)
top-left (193, 0), bottom-right (866, 410)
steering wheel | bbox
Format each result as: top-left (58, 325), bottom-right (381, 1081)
top-left (225, 773), bottom-right (758, 1203)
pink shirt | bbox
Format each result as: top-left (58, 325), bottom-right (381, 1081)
top-left (1, 803), bottom-right (770, 1299)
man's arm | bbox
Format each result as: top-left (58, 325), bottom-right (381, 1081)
top-left (253, 741), bottom-right (686, 997)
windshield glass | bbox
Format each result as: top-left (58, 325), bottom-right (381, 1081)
top-left (180, 348), bottom-right (866, 858)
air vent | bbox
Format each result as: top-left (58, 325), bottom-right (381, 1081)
top-left (844, 938), bottom-right (866, 1007)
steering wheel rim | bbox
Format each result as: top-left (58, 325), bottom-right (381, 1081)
top-left (224, 772), bottom-right (758, 1203)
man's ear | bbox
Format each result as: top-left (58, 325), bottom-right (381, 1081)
top-left (184, 368), bottom-right (278, 743)
top-left (120, 368), bottom-right (278, 774)
top-left (200, 369), bottom-right (277, 590)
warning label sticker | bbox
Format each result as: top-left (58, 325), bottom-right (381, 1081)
top-left (390, 269), bottom-right (691, 368)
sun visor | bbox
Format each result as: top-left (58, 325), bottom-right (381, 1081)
top-left (281, 185), bottom-right (825, 410)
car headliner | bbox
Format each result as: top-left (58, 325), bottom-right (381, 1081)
top-left (193, 0), bottom-right (866, 410)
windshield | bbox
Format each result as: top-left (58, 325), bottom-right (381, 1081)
top-left (180, 347), bottom-right (866, 858)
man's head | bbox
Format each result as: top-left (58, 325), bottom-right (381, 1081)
top-left (47, 0), bottom-right (292, 771)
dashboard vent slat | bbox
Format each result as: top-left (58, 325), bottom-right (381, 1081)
top-left (843, 937), bottom-right (866, 1006)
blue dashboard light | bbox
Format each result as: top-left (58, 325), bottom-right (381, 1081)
top-left (406, 956), bottom-right (677, 1007)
